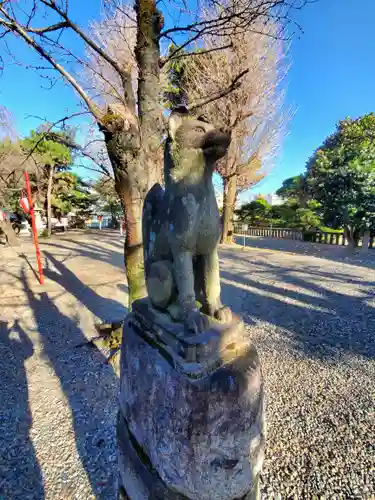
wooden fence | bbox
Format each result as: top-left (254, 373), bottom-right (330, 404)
top-left (233, 225), bottom-right (375, 249)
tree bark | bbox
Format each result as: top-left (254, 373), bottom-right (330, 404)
top-left (221, 175), bottom-right (237, 244)
top-left (102, 121), bottom-right (145, 307)
top-left (101, 0), bottom-right (163, 308)
top-left (114, 171), bottom-right (145, 306)
top-left (135, 0), bottom-right (164, 191)
top-left (344, 224), bottom-right (356, 250)
top-left (362, 230), bottom-right (370, 252)
top-left (122, 191), bottom-right (145, 306)
top-left (0, 219), bottom-right (17, 246)
top-left (47, 164), bottom-right (54, 237)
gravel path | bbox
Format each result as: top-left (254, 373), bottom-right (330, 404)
top-left (222, 239), bottom-right (375, 499)
top-left (0, 231), bottom-right (128, 500)
top-left (0, 231), bottom-right (374, 499)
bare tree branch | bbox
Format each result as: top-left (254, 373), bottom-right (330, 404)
top-left (73, 162), bottom-right (113, 177)
top-left (26, 21), bottom-right (69, 34)
top-left (160, 0), bottom-right (315, 42)
top-left (39, 0), bottom-right (126, 77)
top-left (83, 5), bottom-right (137, 111)
top-left (19, 112), bottom-right (90, 168)
top-left (25, 112), bottom-right (112, 177)
top-left (0, 104), bottom-right (16, 139)
top-left (188, 69), bottom-right (249, 112)
top-left (0, 11), bottom-right (103, 123)
top-left (161, 41), bottom-right (233, 66)
top-left (51, 137), bottom-right (112, 178)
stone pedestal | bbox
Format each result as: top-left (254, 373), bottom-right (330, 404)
top-left (118, 299), bottom-right (265, 500)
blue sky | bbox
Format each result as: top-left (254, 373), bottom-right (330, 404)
top-left (253, 0), bottom-right (375, 197)
top-left (1, 0), bottom-right (374, 198)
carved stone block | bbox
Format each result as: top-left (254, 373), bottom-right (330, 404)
top-left (117, 299), bottom-right (265, 500)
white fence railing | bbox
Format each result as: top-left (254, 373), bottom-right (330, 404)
top-left (234, 225), bottom-right (303, 241)
top-left (233, 225), bottom-right (375, 249)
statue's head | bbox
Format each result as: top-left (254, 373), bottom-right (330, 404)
top-left (167, 107), bottom-right (231, 172)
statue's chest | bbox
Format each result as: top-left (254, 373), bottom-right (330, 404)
top-left (167, 191), bottom-right (220, 251)
top-left (197, 196), bottom-right (220, 231)
top-left (196, 195), bottom-right (220, 252)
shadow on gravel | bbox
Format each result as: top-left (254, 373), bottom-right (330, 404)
top-left (233, 236), bottom-right (375, 270)
top-left (0, 320), bottom-right (45, 499)
top-left (220, 257), bottom-right (375, 361)
top-left (42, 232), bottom-right (125, 273)
top-left (43, 251), bottom-right (128, 323)
top-left (20, 268), bottom-right (120, 499)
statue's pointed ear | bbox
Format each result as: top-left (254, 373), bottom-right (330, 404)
top-left (169, 107), bottom-right (189, 140)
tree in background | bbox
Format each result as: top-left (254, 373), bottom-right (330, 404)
top-left (271, 201), bottom-right (321, 229)
top-left (236, 196), bottom-right (321, 230)
top-left (0, 0), bottom-right (310, 304)
top-left (52, 172), bottom-right (91, 216)
top-left (0, 105), bottom-right (17, 140)
top-left (1, 139), bottom-right (30, 211)
top-left (0, 108), bottom-right (30, 212)
top-left (93, 176), bottom-right (122, 227)
top-left (164, 44), bottom-right (189, 109)
top-left (276, 174), bottom-right (308, 206)
top-left (306, 113), bottom-right (375, 245)
top-left (236, 198), bottom-right (272, 226)
top-left (167, 18), bottom-right (288, 243)
top-left (0, 124), bottom-right (90, 224)
top-left (275, 175), bottom-right (321, 229)
top-left (21, 131), bottom-right (72, 236)
top-left (293, 203), bottom-right (322, 230)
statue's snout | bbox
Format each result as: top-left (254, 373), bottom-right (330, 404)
top-left (204, 128), bottom-right (231, 149)
top-left (219, 127), bottom-right (232, 148)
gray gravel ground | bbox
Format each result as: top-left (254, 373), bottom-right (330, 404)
top-left (0, 231), bottom-right (374, 499)
top-left (224, 238), bottom-right (375, 499)
top-left (0, 231), bottom-right (127, 500)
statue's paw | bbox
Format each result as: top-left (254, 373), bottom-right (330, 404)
top-left (185, 310), bottom-right (210, 334)
top-left (214, 305), bottom-right (232, 323)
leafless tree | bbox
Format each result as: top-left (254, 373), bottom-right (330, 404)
top-left (0, 105), bottom-right (16, 140)
top-left (0, 0), bottom-right (311, 303)
top-left (177, 19), bottom-right (289, 242)
top-left (0, 138), bottom-right (39, 210)
top-left (1, 108), bottom-right (29, 207)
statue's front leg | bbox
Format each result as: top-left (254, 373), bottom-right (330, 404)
top-left (173, 251), bottom-right (209, 333)
top-left (200, 250), bottom-right (232, 322)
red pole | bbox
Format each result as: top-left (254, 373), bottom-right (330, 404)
top-left (24, 171), bottom-right (44, 285)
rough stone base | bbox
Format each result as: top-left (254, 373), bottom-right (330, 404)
top-left (118, 299), bottom-right (265, 500)
top-left (117, 411), bottom-right (191, 499)
top-left (118, 409), bottom-right (261, 500)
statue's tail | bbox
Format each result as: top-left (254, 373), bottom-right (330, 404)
top-left (142, 183), bottom-right (165, 268)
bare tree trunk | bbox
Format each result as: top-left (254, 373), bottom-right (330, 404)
top-left (123, 195), bottom-right (145, 305)
top-left (135, 0), bottom-right (164, 191)
top-left (100, 0), bottom-right (163, 308)
top-left (221, 175), bottom-right (237, 244)
top-left (0, 220), bottom-right (17, 246)
top-left (109, 204), bottom-right (117, 228)
top-left (362, 230), bottom-right (370, 252)
top-left (102, 124), bottom-right (144, 307)
top-left (113, 171), bottom-right (146, 307)
top-left (47, 164), bottom-right (54, 237)
top-left (344, 224), bottom-right (356, 250)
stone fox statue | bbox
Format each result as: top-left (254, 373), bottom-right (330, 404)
top-left (142, 107), bottom-right (232, 333)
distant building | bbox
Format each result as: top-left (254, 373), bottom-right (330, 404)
top-left (253, 193), bottom-right (284, 206)
top-left (266, 193), bottom-right (284, 206)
